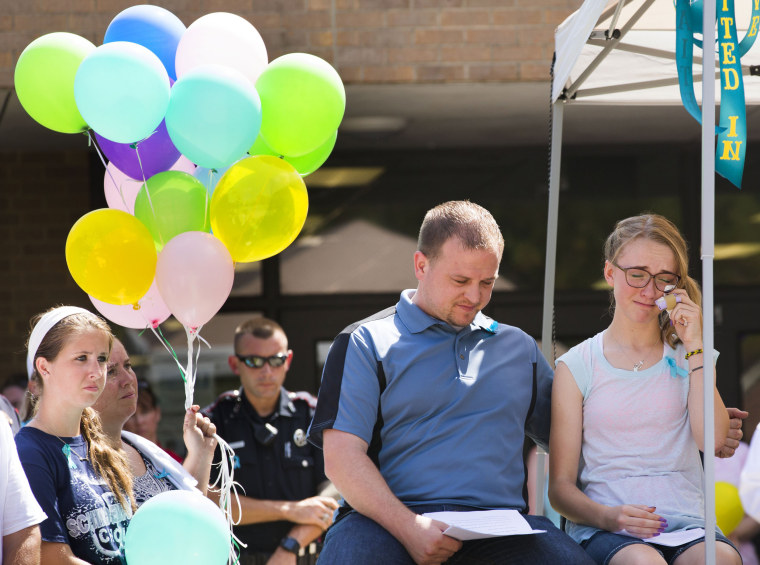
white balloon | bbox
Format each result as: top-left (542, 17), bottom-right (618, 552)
top-left (175, 12), bottom-right (268, 84)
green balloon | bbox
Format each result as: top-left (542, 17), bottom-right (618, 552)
top-left (255, 53), bottom-right (345, 157)
top-left (134, 171), bottom-right (210, 251)
top-left (14, 32), bottom-right (95, 134)
top-left (249, 130), bottom-right (337, 177)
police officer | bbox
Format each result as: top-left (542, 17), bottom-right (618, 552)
top-left (204, 317), bottom-right (338, 565)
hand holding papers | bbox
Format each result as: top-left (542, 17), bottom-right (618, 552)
top-left (422, 509), bottom-right (546, 541)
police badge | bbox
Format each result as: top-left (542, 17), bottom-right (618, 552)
top-left (293, 429), bottom-right (307, 447)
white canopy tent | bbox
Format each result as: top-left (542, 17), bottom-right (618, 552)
top-left (541, 1), bottom-right (759, 562)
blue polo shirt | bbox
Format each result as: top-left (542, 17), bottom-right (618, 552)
top-left (309, 289), bottom-right (552, 510)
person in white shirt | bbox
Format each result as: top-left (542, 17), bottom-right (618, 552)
top-left (1, 417), bottom-right (46, 564)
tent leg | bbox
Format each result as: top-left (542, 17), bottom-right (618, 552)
top-left (537, 100), bottom-right (565, 517)
top-left (701, 0), bottom-right (716, 563)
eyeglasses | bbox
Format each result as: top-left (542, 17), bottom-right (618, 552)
top-left (235, 353), bottom-right (288, 369)
top-left (610, 261), bottom-right (680, 292)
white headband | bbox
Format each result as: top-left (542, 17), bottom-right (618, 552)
top-left (26, 306), bottom-right (92, 379)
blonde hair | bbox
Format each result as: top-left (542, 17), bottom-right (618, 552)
top-left (25, 308), bottom-right (135, 511)
top-left (604, 214), bottom-right (702, 349)
top-left (418, 200), bottom-right (504, 262)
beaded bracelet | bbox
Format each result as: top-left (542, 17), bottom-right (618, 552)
top-left (685, 348), bottom-right (703, 360)
top-left (688, 365), bottom-right (703, 375)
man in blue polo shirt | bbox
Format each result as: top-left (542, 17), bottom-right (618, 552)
top-left (308, 200), bottom-right (595, 564)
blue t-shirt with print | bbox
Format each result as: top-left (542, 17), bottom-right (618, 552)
top-left (15, 426), bottom-right (130, 564)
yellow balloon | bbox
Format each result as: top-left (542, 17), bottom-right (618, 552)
top-left (715, 481), bottom-right (744, 535)
top-left (65, 209), bottom-right (157, 305)
top-left (210, 155), bottom-right (308, 263)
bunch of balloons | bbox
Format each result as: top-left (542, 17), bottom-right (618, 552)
top-left (15, 4), bottom-right (345, 331)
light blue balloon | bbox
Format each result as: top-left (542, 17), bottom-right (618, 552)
top-left (103, 5), bottom-right (186, 80)
top-left (74, 41), bottom-right (170, 144)
top-left (193, 164), bottom-right (231, 197)
top-left (124, 490), bottom-right (229, 565)
top-left (166, 65), bottom-right (262, 170)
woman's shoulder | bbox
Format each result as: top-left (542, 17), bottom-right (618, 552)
top-left (15, 426), bottom-right (56, 456)
top-left (558, 332), bottom-right (603, 366)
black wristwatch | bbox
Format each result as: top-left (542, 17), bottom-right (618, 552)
top-left (279, 537), bottom-right (300, 555)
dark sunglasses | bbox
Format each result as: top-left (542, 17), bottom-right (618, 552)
top-left (235, 353), bottom-right (288, 369)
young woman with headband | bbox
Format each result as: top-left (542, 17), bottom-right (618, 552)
top-left (15, 306), bottom-right (133, 564)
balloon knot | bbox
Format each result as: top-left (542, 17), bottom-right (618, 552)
top-left (132, 302), bottom-right (141, 311)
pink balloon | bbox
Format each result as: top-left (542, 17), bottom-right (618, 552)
top-left (172, 154), bottom-right (197, 174)
top-left (89, 279), bottom-right (171, 329)
top-left (105, 156), bottom-right (197, 214)
top-left (155, 232), bottom-right (234, 329)
top-left (104, 163), bottom-right (142, 214)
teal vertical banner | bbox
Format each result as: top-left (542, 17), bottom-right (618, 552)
top-left (676, 0), bottom-right (704, 125)
top-left (715, 0), bottom-right (745, 188)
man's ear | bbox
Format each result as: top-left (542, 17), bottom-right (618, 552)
top-left (228, 355), bottom-right (240, 375)
top-left (414, 251), bottom-right (428, 281)
top-left (284, 350), bottom-right (294, 371)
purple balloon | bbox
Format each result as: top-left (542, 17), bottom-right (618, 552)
top-left (95, 119), bottom-right (181, 180)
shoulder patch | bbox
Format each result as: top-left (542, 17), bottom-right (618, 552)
top-left (288, 390), bottom-right (317, 410)
top-left (202, 389), bottom-right (240, 416)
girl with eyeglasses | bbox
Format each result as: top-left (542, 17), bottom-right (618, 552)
top-left (548, 214), bottom-right (741, 565)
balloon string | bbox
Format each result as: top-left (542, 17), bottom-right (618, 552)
top-left (184, 325), bottom-right (195, 409)
top-left (134, 144), bottom-right (164, 247)
top-left (203, 169), bottom-right (216, 229)
top-left (149, 325), bottom-right (186, 383)
top-left (209, 433), bottom-right (246, 564)
top-left (87, 130), bottom-right (130, 212)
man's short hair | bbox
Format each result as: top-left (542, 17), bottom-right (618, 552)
top-left (234, 317), bottom-right (287, 351)
top-left (417, 200), bottom-right (504, 261)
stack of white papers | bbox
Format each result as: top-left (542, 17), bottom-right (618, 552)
top-left (422, 509), bottom-right (546, 541)
top-left (618, 528), bottom-right (706, 547)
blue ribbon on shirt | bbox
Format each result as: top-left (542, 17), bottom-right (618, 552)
top-left (153, 468), bottom-right (169, 479)
top-left (61, 443), bottom-right (77, 470)
top-left (665, 356), bottom-right (689, 378)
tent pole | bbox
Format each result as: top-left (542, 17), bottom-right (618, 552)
top-left (538, 99), bottom-right (565, 516)
top-left (565, 0), bottom-right (656, 99)
top-left (541, 99), bottom-right (563, 377)
top-left (701, 0), bottom-right (717, 562)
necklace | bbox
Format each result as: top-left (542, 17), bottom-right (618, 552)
top-left (607, 330), bottom-right (661, 372)
top-left (55, 436), bottom-right (88, 470)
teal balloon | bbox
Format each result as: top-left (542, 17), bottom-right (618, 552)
top-left (166, 65), bottom-right (262, 169)
top-left (124, 490), bottom-right (229, 565)
top-left (74, 41), bottom-right (170, 143)
top-left (249, 131), bottom-right (337, 177)
top-left (256, 53), bottom-right (345, 157)
top-left (133, 171), bottom-right (210, 250)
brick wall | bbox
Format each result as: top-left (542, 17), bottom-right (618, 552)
top-left (0, 151), bottom-right (94, 376)
top-left (1, 0), bottom-right (581, 87)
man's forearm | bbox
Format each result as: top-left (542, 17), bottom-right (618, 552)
top-left (323, 432), bottom-right (417, 544)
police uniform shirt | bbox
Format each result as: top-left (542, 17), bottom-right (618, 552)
top-left (204, 387), bottom-right (326, 554)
